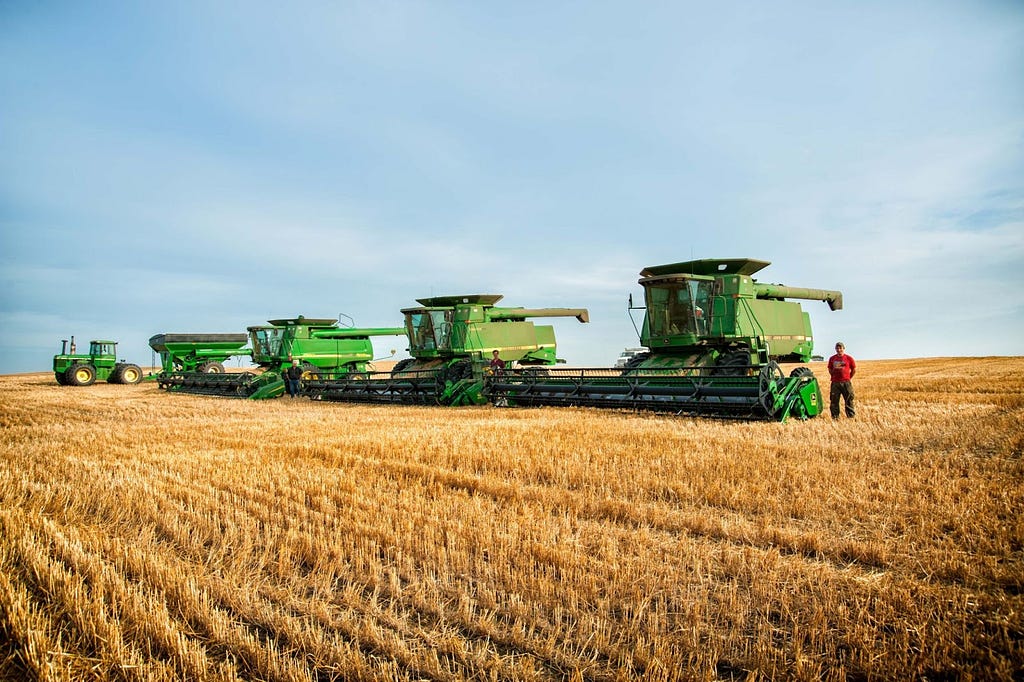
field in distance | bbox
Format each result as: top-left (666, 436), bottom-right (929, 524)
top-left (0, 358), bottom-right (1021, 680)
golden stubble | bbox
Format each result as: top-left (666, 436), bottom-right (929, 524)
top-left (1, 357), bottom-right (1021, 680)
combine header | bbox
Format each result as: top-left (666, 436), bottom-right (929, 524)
top-left (153, 316), bottom-right (405, 399)
top-left (485, 258), bottom-right (842, 421)
top-left (304, 295), bottom-right (589, 405)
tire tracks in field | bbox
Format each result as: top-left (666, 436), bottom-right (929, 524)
top-left (143, 465), bottom-right (653, 681)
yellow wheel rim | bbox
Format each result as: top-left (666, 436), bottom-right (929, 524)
top-left (123, 368), bottom-right (140, 383)
top-left (75, 368), bottom-right (90, 383)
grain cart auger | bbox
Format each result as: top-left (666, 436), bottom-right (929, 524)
top-left (303, 295), bottom-right (589, 405)
top-left (485, 258), bottom-right (843, 421)
top-left (154, 316), bottom-right (406, 399)
top-left (53, 337), bottom-right (144, 386)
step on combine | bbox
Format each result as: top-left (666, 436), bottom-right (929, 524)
top-left (153, 316), bottom-right (405, 399)
top-left (485, 258), bottom-right (842, 421)
top-left (304, 295), bottom-right (589, 405)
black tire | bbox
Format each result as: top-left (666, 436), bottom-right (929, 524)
top-left (619, 352), bottom-right (652, 375)
top-left (391, 358), bottom-right (417, 374)
top-left (790, 366), bottom-right (816, 380)
top-left (66, 364), bottom-right (96, 386)
top-left (444, 359), bottom-right (473, 383)
top-left (300, 362), bottom-right (320, 380)
top-left (710, 351), bottom-right (751, 377)
top-left (197, 362), bottom-right (225, 374)
top-left (119, 364), bottom-right (143, 384)
top-left (55, 371), bottom-right (69, 385)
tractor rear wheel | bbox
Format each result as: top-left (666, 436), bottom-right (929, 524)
top-left (197, 362), bottom-right (225, 373)
top-left (66, 364), bottom-right (96, 386)
top-left (119, 364), bottom-right (143, 384)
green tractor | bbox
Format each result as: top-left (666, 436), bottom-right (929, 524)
top-left (154, 316), bottom-right (406, 399)
top-left (53, 337), bottom-right (143, 386)
top-left (485, 258), bottom-right (843, 421)
top-left (304, 295), bottom-right (589, 405)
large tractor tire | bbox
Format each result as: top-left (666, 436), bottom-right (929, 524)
top-left (66, 364), bottom-right (97, 386)
top-left (197, 362), bottom-right (225, 374)
top-left (115, 363), bottom-right (144, 385)
top-left (54, 371), bottom-right (69, 385)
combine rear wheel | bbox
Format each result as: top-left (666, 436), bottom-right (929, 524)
top-left (197, 362), bottom-right (225, 374)
top-left (66, 364), bottom-right (96, 386)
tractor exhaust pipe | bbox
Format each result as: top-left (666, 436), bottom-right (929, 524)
top-left (61, 339), bottom-right (68, 354)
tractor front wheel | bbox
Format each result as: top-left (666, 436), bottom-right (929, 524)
top-left (55, 371), bottom-right (69, 385)
top-left (66, 364), bottom-right (96, 386)
top-left (119, 364), bottom-right (143, 384)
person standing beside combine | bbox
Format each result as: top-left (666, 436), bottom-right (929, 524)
top-left (828, 342), bottom-right (856, 419)
top-left (284, 359), bottom-right (303, 399)
top-left (489, 349), bottom-right (506, 375)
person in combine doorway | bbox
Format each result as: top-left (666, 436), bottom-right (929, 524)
top-left (828, 342), bottom-right (856, 419)
top-left (489, 349), bottom-right (506, 375)
top-left (284, 359), bottom-right (303, 398)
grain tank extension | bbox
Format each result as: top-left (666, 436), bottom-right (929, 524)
top-left (485, 258), bottom-right (842, 421)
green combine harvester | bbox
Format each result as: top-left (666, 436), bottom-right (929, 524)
top-left (484, 258), bottom-right (843, 421)
top-left (53, 337), bottom-right (143, 386)
top-left (153, 316), bottom-right (405, 399)
top-left (303, 295), bottom-right (589, 405)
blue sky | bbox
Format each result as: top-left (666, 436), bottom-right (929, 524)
top-left (2, 1), bottom-right (1022, 373)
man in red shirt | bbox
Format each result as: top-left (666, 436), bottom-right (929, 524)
top-left (827, 342), bottom-right (856, 419)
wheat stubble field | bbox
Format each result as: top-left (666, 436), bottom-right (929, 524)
top-left (0, 358), bottom-right (1021, 681)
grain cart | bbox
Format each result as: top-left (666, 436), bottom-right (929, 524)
top-left (155, 316), bottom-right (406, 399)
top-left (304, 295), bottom-right (589, 405)
top-left (53, 337), bottom-right (143, 386)
top-left (485, 258), bottom-right (842, 421)
top-left (148, 333), bottom-right (251, 374)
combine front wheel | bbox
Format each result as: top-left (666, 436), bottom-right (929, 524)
top-left (66, 364), bottom-right (96, 386)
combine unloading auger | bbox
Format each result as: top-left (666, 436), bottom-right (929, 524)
top-left (485, 258), bottom-right (841, 422)
top-left (303, 295), bottom-right (589, 405)
top-left (152, 317), bottom-right (405, 399)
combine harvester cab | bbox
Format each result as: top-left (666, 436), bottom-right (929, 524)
top-left (304, 295), bottom-right (589, 405)
top-left (485, 258), bottom-right (843, 421)
top-left (153, 316), bottom-right (405, 399)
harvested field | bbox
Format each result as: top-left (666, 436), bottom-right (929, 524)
top-left (1, 358), bottom-right (1022, 680)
